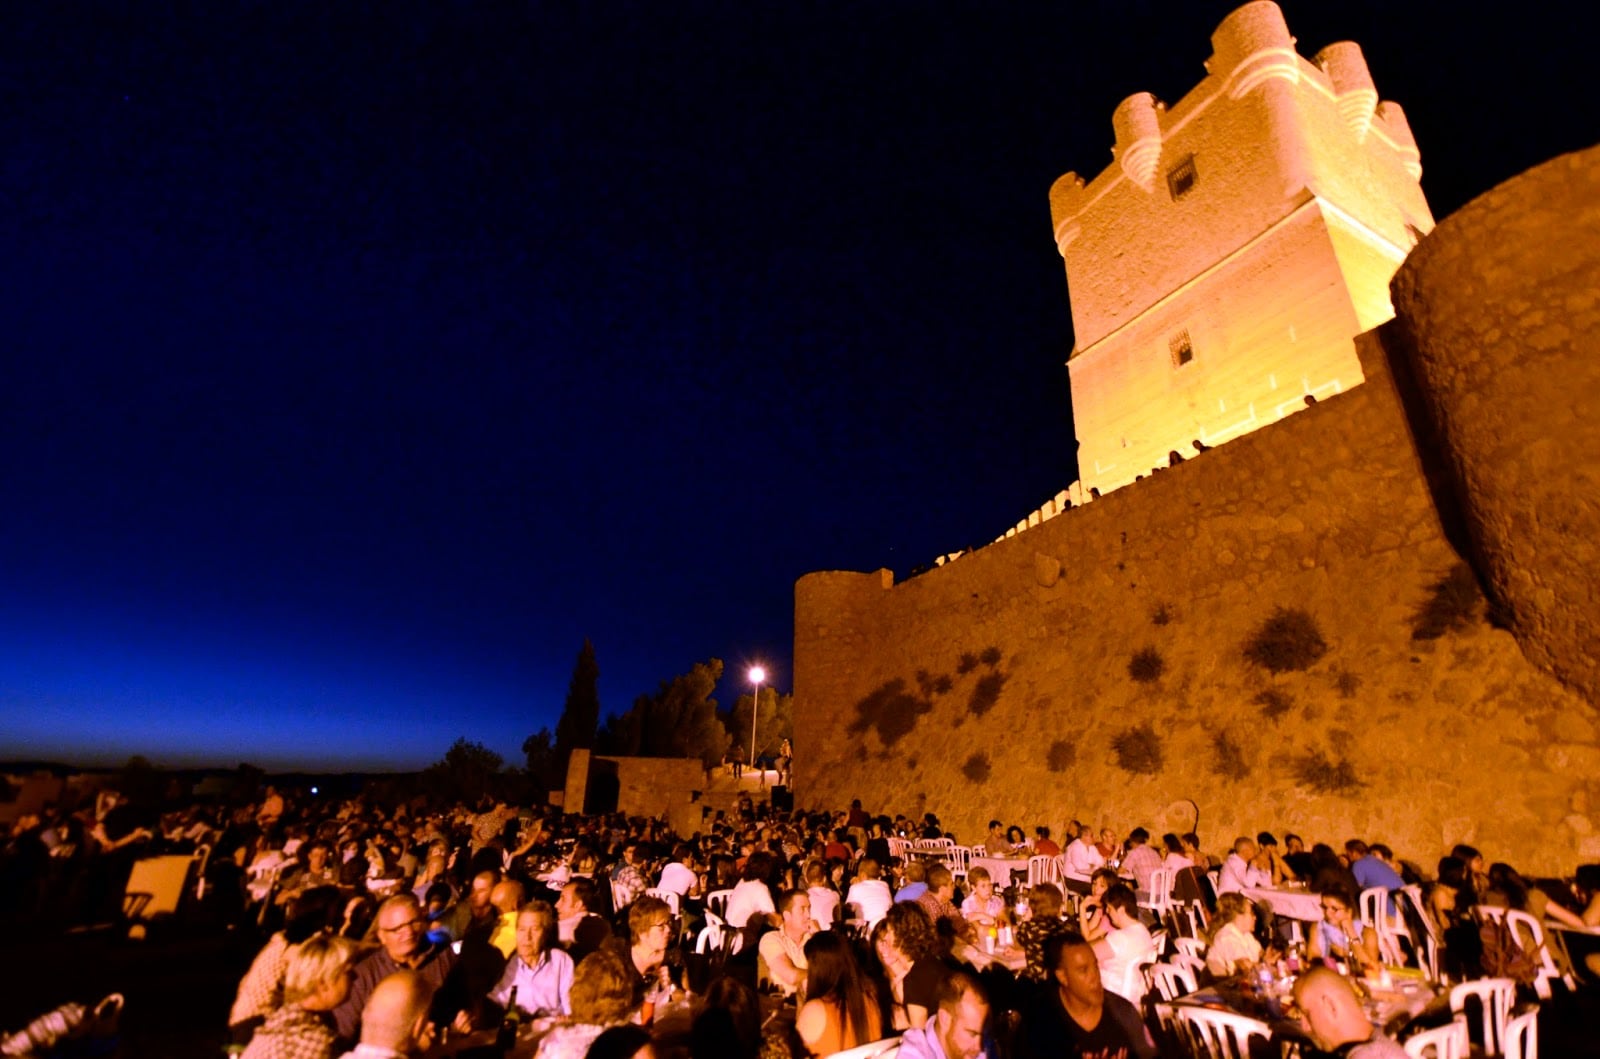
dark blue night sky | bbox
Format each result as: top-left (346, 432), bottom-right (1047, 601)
top-left (2, 1), bottom-right (1588, 771)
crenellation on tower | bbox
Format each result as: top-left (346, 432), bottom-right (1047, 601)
top-left (1053, 0), bottom-right (1434, 497)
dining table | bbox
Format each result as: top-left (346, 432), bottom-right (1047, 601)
top-left (1171, 966), bottom-right (1446, 1048)
top-left (970, 854), bottom-right (1032, 887)
top-left (1243, 884), bottom-right (1322, 921)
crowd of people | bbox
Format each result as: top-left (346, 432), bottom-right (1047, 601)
top-left (4, 782), bottom-right (1600, 1058)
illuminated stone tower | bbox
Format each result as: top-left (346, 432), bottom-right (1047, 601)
top-left (1052, 1), bottom-right (1433, 495)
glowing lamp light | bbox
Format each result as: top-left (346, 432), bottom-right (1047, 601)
top-left (748, 665), bottom-right (766, 782)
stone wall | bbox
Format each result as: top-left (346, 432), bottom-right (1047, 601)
top-left (564, 749), bottom-right (709, 838)
top-left (795, 319), bottom-right (1600, 873)
top-left (1389, 145), bottom-right (1600, 710)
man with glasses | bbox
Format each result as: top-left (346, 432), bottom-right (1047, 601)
top-left (334, 894), bottom-right (469, 1043)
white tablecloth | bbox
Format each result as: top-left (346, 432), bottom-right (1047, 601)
top-left (971, 855), bottom-right (1031, 884)
top-left (1244, 886), bottom-right (1323, 921)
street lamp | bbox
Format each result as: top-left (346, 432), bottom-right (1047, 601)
top-left (748, 665), bottom-right (765, 785)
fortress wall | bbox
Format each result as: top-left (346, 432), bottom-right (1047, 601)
top-left (796, 325), bottom-right (1600, 873)
top-left (1390, 145), bottom-right (1600, 708)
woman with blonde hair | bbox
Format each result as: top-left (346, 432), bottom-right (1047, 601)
top-left (534, 948), bottom-right (634, 1059)
top-left (241, 934), bottom-right (356, 1059)
top-left (1204, 892), bottom-right (1262, 977)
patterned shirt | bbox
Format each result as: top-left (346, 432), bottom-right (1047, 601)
top-left (612, 862), bottom-right (648, 909)
top-left (1016, 916), bottom-right (1074, 981)
top-left (230, 932), bottom-right (291, 1027)
top-left (241, 1006), bottom-right (338, 1059)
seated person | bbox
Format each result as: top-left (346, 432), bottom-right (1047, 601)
top-left (844, 858), bottom-right (894, 929)
top-left (914, 865), bottom-right (974, 946)
top-left (532, 949), bottom-right (634, 1059)
top-left (1064, 828), bottom-right (1105, 876)
top-left (804, 861), bottom-right (841, 929)
top-left (894, 859), bottom-right (929, 904)
top-left (1216, 836), bottom-right (1272, 894)
top-left (1017, 932), bottom-right (1157, 1059)
top-left (1205, 892), bottom-right (1266, 977)
top-left (1091, 884), bottom-right (1156, 1002)
top-left (757, 890), bottom-right (816, 997)
top-left (1293, 967), bottom-right (1409, 1056)
top-left (241, 934), bottom-right (357, 1059)
top-left (959, 866), bottom-right (1004, 929)
top-left (486, 900), bottom-right (573, 1022)
top-left (896, 970), bottom-right (988, 1059)
top-left (554, 879), bottom-right (612, 963)
top-left (1308, 883), bottom-right (1381, 975)
top-left (1017, 883), bottom-right (1073, 982)
top-left (877, 903), bottom-right (947, 1030)
top-left (795, 931), bottom-right (882, 1056)
top-left (346, 970), bottom-right (440, 1059)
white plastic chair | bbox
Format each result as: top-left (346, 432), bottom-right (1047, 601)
top-left (1170, 952), bottom-right (1206, 978)
top-left (645, 887), bottom-right (680, 917)
top-left (695, 909), bottom-right (735, 955)
top-left (1396, 886), bottom-right (1442, 980)
top-left (824, 1036), bottom-right (901, 1059)
top-left (948, 845), bottom-right (972, 882)
top-left (1449, 977), bottom-right (1514, 1057)
top-left (1171, 1005), bottom-right (1272, 1059)
top-left (1504, 908), bottom-right (1576, 998)
top-left (610, 876), bottom-right (634, 914)
top-left (1503, 1007), bottom-right (1539, 1059)
top-left (887, 838), bottom-right (911, 861)
top-left (1361, 886), bottom-right (1408, 965)
top-left (706, 888), bottom-right (734, 920)
top-left (1148, 960), bottom-right (1198, 1001)
top-left (1109, 959), bottom-right (1150, 1005)
top-left (1403, 1015), bottom-right (1469, 1058)
top-left (1140, 868), bottom-right (1173, 917)
top-left (1173, 936), bottom-right (1207, 960)
top-left (1027, 855), bottom-right (1060, 889)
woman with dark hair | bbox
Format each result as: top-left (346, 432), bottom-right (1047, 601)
top-left (875, 902), bottom-right (945, 1030)
top-left (1308, 883), bottom-right (1380, 974)
top-left (1574, 864), bottom-right (1600, 927)
top-left (796, 931), bottom-right (883, 1055)
top-left (690, 976), bottom-right (761, 1059)
top-left (1307, 844), bottom-right (1358, 895)
top-left (1005, 825), bottom-right (1029, 852)
top-left (1161, 833), bottom-right (1194, 872)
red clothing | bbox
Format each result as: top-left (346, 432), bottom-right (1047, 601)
top-left (1034, 838), bottom-right (1061, 858)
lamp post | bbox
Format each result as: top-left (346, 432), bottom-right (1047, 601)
top-left (748, 665), bottom-right (765, 786)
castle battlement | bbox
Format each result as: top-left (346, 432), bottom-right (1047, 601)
top-left (1052, 1), bottom-right (1434, 497)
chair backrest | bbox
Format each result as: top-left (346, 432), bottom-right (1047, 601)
top-left (948, 846), bottom-right (972, 878)
top-left (1395, 886), bottom-right (1441, 980)
top-left (1110, 959), bottom-right (1151, 1006)
top-left (1503, 1007), bottom-right (1539, 1059)
top-left (1360, 885), bottom-right (1388, 927)
top-left (611, 876), bottom-right (634, 915)
top-left (823, 1035), bottom-right (902, 1059)
top-left (1473, 904), bottom-right (1509, 925)
top-left (1449, 977), bottom-right (1515, 1056)
top-left (1172, 1005), bottom-right (1272, 1059)
top-left (887, 837), bottom-right (910, 860)
top-left (706, 888), bottom-right (734, 919)
top-left (1170, 952), bottom-right (1207, 978)
top-left (1173, 936), bottom-right (1207, 960)
top-left (1504, 908), bottom-right (1571, 998)
top-left (1149, 960), bottom-right (1198, 1001)
top-left (695, 909), bottom-right (732, 956)
top-left (1028, 855), bottom-right (1060, 889)
top-left (645, 887), bottom-right (680, 916)
top-left (1146, 868), bottom-right (1173, 912)
top-left (1403, 1016), bottom-right (1469, 1058)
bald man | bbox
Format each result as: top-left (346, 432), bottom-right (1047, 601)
top-left (487, 878), bottom-right (527, 958)
top-left (345, 970), bottom-right (436, 1058)
top-left (1291, 967), bottom-right (1407, 1057)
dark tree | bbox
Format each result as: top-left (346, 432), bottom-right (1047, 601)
top-left (554, 639), bottom-right (601, 765)
top-left (522, 727), bottom-right (560, 796)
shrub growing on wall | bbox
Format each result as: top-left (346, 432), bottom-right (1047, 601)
top-left (1293, 750), bottom-right (1360, 794)
top-left (968, 671), bottom-right (1007, 718)
top-left (1211, 730), bottom-right (1250, 780)
top-left (1254, 688), bottom-right (1294, 719)
top-left (1112, 724), bottom-right (1164, 775)
top-left (1332, 668), bottom-right (1361, 699)
top-left (1243, 607), bottom-right (1328, 673)
top-left (1128, 647), bottom-right (1166, 683)
top-left (1412, 563), bottom-right (1482, 640)
top-left (962, 752), bottom-right (991, 783)
top-left (848, 678), bottom-right (932, 747)
top-left (1047, 739), bottom-right (1076, 773)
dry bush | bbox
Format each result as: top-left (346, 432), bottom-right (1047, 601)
top-left (1151, 603), bottom-right (1173, 626)
top-left (1047, 739), bottom-right (1076, 773)
top-left (968, 671), bottom-right (1007, 718)
top-left (1412, 564), bottom-right (1482, 640)
top-left (1112, 725), bottom-right (1165, 775)
top-left (979, 646), bottom-right (1002, 667)
top-left (1244, 607), bottom-right (1328, 674)
top-left (1293, 750), bottom-right (1360, 794)
top-left (848, 678), bottom-right (933, 747)
top-left (962, 752), bottom-right (991, 784)
top-left (1128, 646), bottom-right (1166, 684)
top-left (1332, 668), bottom-right (1361, 699)
top-left (956, 652), bottom-right (979, 675)
top-left (1212, 730), bottom-right (1250, 780)
top-left (1254, 687), bottom-right (1294, 719)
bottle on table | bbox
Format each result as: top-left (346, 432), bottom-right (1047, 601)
top-left (496, 985), bottom-right (521, 1053)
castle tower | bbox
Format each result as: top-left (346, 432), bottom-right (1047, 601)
top-left (1052, 1), bottom-right (1434, 495)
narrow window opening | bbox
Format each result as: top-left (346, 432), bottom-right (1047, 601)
top-left (1167, 155), bottom-right (1198, 199)
top-left (1170, 330), bottom-right (1194, 367)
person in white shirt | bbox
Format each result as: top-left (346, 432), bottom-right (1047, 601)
top-left (1204, 893), bottom-right (1265, 977)
top-left (1159, 832), bottom-right (1194, 873)
top-left (487, 901), bottom-right (573, 1020)
top-left (655, 845), bottom-right (700, 902)
top-left (758, 890), bottom-right (817, 996)
top-left (1063, 831), bottom-right (1105, 876)
top-left (844, 858), bottom-right (894, 931)
top-left (1216, 837), bottom-right (1272, 895)
top-left (805, 861), bottom-right (841, 929)
top-left (726, 852), bottom-right (777, 929)
top-left (1091, 884), bottom-right (1156, 1003)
